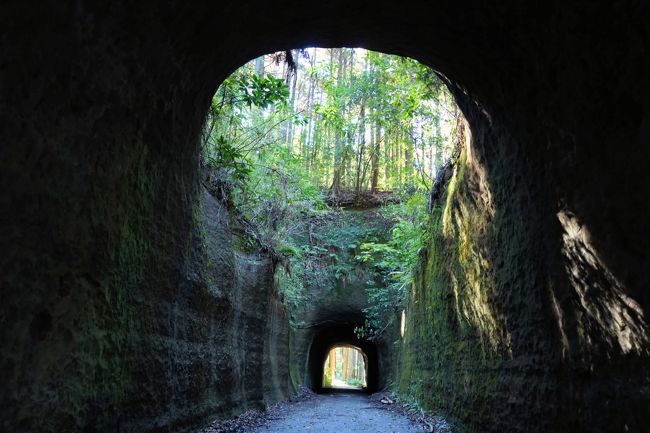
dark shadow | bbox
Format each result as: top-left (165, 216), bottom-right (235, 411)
top-left (319, 387), bottom-right (368, 395)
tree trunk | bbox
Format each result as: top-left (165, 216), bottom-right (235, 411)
top-left (305, 48), bottom-right (317, 171)
top-left (286, 53), bottom-right (299, 151)
top-left (255, 55), bottom-right (264, 76)
top-left (330, 49), bottom-right (345, 195)
top-left (405, 127), bottom-right (413, 181)
top-left (346, 348), bottom-right (353, 381)
top-left (384, 129), bottom-right (391, 185)
top-left (371, 119), bottom-right (381, 192)
top-left (355, 103), bottom-right (366, 196)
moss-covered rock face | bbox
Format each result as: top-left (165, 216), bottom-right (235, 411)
top-left (392, 113), bottom-right (650, 433)
top-left (393, 120), bottom-right (523, 431)
top-left (281, 210), bottom-right (393, 391)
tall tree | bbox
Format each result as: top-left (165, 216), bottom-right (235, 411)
top-left (204, 48), bottom-right (460, 197)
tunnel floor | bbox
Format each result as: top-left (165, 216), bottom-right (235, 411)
top-left (251, 393), bottom-right (419, 433)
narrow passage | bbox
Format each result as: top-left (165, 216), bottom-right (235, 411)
top-left (253, 393), bottom-right (419, 433)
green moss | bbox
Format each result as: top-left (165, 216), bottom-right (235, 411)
top-left (390, 142), bottom-right (509, 432)
top-left (278, 209), bottom-right (392, 319)
top-left (288, 329), bottom-right (301, 392)
top-left (63, 154), bottom-right (167, 430)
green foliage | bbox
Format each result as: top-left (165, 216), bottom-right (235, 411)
top-left (200, 49), bottom-right (460, 333)
top-left (346, 378), bottom-right (364, 387)
top-left (275, 210), bottom-right (392, 326)
top-left (323, 368), bottom-right (332, 386)
top-left (206, 136), bottom-right (252, 182)
top-left (355, 193), bottom-right (430, 339)
top-left (209, 70), bottom-right (288, 116)
top-left (236, 73), bottom-right (289, 108)
top-left (202, 67), bottom-right (290, 184)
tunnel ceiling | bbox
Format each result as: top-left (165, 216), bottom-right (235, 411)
top-left (3, 1), bottom-right (648, 300)
top-left (88, 1), bottom-right (649, 307)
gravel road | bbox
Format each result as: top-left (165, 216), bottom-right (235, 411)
top-left (251, 393), bottom-right (421, 433)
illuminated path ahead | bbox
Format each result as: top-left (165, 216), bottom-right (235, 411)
top-left (252, 393), bottom-right (419, 433)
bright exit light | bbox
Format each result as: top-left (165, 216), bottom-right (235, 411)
top-left (322, 345), bottom-right (367, 389)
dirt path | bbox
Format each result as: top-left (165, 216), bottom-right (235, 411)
top-left (252, 393), bottom-right (421, 433)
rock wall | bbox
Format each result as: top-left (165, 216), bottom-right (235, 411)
top-left (1, 3), bottom-right (295, 431)
top-left (391, 108), bottom-right (650, 433)
top-left (0, 165), bottom-right (291, 433)
top-left (282, 210), bottom-right (392, 391)
top-left (122, 187), bottom-right (291, 432)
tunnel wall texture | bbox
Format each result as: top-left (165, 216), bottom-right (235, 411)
top-left (1, 1), bottom-right (649, 432)
top-left (392, 111), bottom-right (650, 433)
top-left (281, 209), bottom-right (393, 393)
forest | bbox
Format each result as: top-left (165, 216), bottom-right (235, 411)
top-left (202, 48), bottom-right (462, 337)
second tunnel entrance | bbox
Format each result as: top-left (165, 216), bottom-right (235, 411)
top-left (307, 324), bottom-right (380, 394)
top-left (323, 345), bottom-right (367, 390)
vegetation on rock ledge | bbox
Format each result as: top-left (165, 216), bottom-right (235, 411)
top-left (201, 47), bottom-right (461, 338)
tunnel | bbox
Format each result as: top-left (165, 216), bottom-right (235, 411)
top-left (308, 324), bottom-right (380, 394)
top-left (322, 344), bottom-right (369, 390)
top-left (1, 1), bottom-right (650, 433)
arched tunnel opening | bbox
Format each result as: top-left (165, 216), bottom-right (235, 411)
top-left (322, 345), bottom-right (368, 390)
top-left (308, 324), bottom-right (380, 394)
top-left (1, 2), bottom-right (650, 433)
top-left (203, 46), bottom-right (459, 402)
